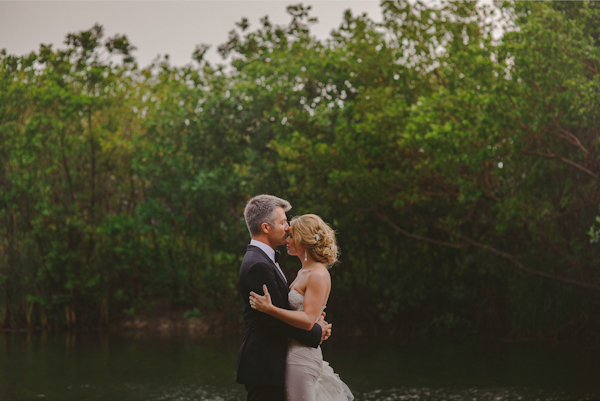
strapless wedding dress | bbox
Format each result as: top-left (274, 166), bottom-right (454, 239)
top-left (286, 289), bottom-right (354, 401)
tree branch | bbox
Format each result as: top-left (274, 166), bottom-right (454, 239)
top-left (435, 226), bottom-right (600, 292)
top-left (550, 119), bottom-right (589, 154)
top-left (379, 214), bottom-right (468, 249)
top-left (59, 129), bottom-right (75, 204)
top-left (523, 150), bottom-right (598, 179)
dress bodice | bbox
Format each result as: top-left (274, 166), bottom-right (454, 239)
top-left (288, 288), bottom-right (305, 311)
top-left (288, 288), bottom-right (327, 314)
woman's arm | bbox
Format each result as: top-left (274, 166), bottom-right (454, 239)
top-left (250, 270), bottom-right (330, 331)
top-left (244, 262), bottom-right (326, 347)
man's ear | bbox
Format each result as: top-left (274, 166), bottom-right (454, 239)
top-left (261, 222), bottom-right (270, 234)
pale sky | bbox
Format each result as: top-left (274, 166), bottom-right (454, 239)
top-left (0, 1), bottom-right (384, 67)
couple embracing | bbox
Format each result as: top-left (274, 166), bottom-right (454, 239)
top-left (237, 195), bottom-right (353, 401)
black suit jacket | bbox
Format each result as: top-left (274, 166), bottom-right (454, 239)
top-left (236, 245), bottom-right (322, 386)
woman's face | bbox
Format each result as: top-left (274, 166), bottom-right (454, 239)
top-left (285, 231), bottom-right (301, 257)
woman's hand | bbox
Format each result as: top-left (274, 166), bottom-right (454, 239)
top-left (249, 284), bottom-right (273, 313)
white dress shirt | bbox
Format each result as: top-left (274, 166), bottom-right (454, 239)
top-left (250, 239), bottom-right (288, 285)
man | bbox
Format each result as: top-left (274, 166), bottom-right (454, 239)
top-left (237, 194), bottom-right (332, 401)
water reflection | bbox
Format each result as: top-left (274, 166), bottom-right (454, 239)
top-left (1, 331), bottom-right (600, 400)
top-left (359, 387), bottom-right (571, 401)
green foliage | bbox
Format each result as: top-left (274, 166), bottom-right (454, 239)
top-left (2, 1), bottom-right (600, 340)
top-left (589, 216), bottom-right (600, 244)
top-left (183, 308), bottom-right (202, 319)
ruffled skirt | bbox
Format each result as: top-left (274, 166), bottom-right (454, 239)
top-left (286, 341), bottom-right (353, 401)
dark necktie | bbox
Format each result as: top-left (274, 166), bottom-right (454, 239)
top-left (275, 250), bottom-right (280, 264)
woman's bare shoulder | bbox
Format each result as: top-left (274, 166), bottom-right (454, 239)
top-left (308, 265), bottom-right (331, 281)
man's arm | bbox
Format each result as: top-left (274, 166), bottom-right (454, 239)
top-left (245, 262), bottom-right (323, 347)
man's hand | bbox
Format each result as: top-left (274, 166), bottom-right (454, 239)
top-left (317, 312), bottom-right (332, 343)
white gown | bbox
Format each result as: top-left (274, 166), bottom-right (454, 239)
top-left (286, 289), bottom-right (354, 401)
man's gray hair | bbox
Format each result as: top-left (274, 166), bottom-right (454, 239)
top-left (244, 194), bottom-right (292, 237)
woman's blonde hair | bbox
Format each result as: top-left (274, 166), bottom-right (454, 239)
top-left (289, 214), bottom-right (338, 267)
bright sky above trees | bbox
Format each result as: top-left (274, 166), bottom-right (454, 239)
top-left (0, 1), bottom-right (383, 67)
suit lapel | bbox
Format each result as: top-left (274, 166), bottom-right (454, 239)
top-left (247, 245), bottom-right (289, 288)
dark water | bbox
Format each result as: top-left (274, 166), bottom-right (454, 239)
top-left (1, 331), bottom-right (600, 400)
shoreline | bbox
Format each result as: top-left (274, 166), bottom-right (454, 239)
top-left (3, 320), bottom-right (600, 348)
top-left (0, 313), bottom-right (243, 339)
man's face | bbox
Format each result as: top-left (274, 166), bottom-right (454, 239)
top-left (268, 207), bottom-right (290, 247)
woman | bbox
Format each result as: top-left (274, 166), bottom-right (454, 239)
top-left (249, 214), bottom-right (354, 401)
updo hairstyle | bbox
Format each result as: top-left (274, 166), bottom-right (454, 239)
top-left (289, 214), bottom-right (338, 267)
